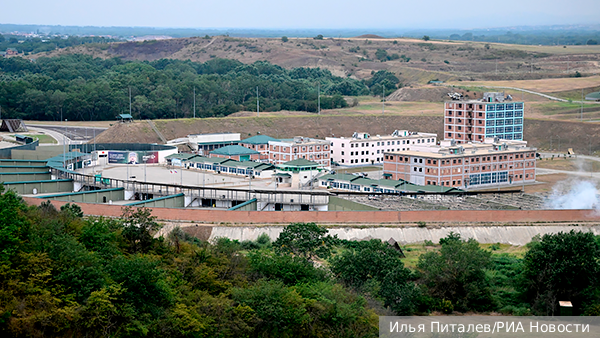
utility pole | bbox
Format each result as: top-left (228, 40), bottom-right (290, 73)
top-left (317, 83), bottom-right (321, 114)
top-left (382, 84), bottom-right (386, 114)
top-left (256, 86), bottom-right (259, 117)
top-left (193, 86), bottom-right (196, 119)
top-left (129, 87), bottom-right (132, 116)
top-left (581, 88), bottom-right (584, 121)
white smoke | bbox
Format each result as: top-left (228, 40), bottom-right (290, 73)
top-left (545, 180), bottom-right (600, 210)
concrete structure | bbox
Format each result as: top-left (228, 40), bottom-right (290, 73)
top-left (318, 173), bottom-right (459, 193)
top-left (327, 130), bottom-right (437, 166)
top-left (444, 95), bottom-right (524, 143)
top-left (188, 133), bottom-right (240, 155)
top-left (209, 145), bottom-right (261, 161)
top-left (276, 159), bottom-right (325, 189)
top-left (187, 156), bottom-right (276, 179)
top-left (383, 138), bottom-right (536, 189)
top-left (269, 137), bottom-right (331, 167)
top-left (239, 135), bottom-right (280, 160)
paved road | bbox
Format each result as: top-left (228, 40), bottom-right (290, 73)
top-left (27, 124), bottom-right (106, 142)
top-left (26, 126), bottom-right (73, 145)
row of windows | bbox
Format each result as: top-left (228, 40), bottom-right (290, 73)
top-left (486, 118), bottom-right (524, 127)
top-left (427, 180), bottom-right (461, 186)
top-left (347, 139), bottom-right (433, 148)
top-left (486, 111), bottom-right (524, 119)
top-left (486, 103), bottom-right (523, 111)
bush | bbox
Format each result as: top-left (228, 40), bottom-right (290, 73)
top-left (281, 36), bottom-right (288, 42)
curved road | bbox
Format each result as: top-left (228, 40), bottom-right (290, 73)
top-left (444, 84), bottom-right (600, 105)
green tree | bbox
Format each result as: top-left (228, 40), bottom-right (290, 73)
top-left (273, 223), bottom-right (336, 261)
top-left (330, 240), bottom-right (417, 314)
top-left (417, 233), bottom-right (493, 312)
top-left (521, 230), bottom-right (600, 315)
top-left (0, 185), bottom-right (28, 262)
top-left (281, 36), bottom-right (288, 43)
top-left (120, 206), bottom-right (162, 254)
top-left (232, 280), bottom-right (310, 338)
top-left (314, 34), bottom-right (324, 40)
top-left (375, 49), bottom-right (388, 61)
top-left (422, 35), bottom-right (430, 41)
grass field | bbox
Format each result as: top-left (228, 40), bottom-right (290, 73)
top-left (12, 134), bottom-right (57, 144)
top-left (401, 243), bottom-right (528, 269)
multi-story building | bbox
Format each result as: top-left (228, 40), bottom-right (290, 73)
top-left (444, 93), bottom-right (524, 144)
top-left (327, 130), bottom-right (437, 166)
top-left (383, 138), bottom-right (536, 189)
top-left (268, 137), bottom-right (331, 168)
top-left (239, 135), bottom-right (280, 161)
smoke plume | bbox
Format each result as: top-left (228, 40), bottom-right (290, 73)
top-left (545, 180), bottom-right (599, 210)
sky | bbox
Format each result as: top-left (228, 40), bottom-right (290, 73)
top-left (1, 0), bottom-right (599, 30)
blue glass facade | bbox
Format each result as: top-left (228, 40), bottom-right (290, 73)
top-left (484, 102), bottom-right (524, 140)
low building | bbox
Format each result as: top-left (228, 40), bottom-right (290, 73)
top-left (269, 136), bottom-right (331, 168)
top-left (187, 156), bottom-right (275, 179)
top-left (239, 135), bottom-right (280, 160)
top-left (383, 138), bottom-right (536, 189)
top-left (209, 145), bottom-right (261, 161)
top-left (327, 130), bottom-right (437, 166)
top-left (165, 153), bottom-right (197, 166)
top-left (585, 92), bottom-right (600, 101)
top-left (188, 133), bottom-right (240, 155)
top-left (318, 173), bottom-right (459, 193)
top-left (5, 48), bottom-right (18, 56)
top-left (276, 159), bottom-right (325, 189)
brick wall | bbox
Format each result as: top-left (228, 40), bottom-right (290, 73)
top-left (22, 197), bottom-right (600, 224)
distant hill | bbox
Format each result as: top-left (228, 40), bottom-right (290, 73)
top-left (33, 36), bottom-right (600, 85)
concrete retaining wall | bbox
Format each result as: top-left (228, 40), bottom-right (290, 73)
top-left (206, 225), bottom-right (600, 246)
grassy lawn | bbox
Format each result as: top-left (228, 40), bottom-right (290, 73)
top-left (401, 243), bottom-right (527, 269)
top-left (12, 134), bottom-right (58, 144)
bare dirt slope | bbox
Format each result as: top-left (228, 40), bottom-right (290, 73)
top-left (94, 113), bottom-right (600, 155)
top-left (35, 36), bottom-right (600, 85)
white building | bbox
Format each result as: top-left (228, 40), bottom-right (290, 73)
top-left (327, 130), bottom-right (437, 166)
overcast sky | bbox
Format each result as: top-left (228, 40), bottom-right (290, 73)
top-left (1, 0), bottom-right (598, 30)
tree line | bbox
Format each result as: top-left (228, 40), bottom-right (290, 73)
top-left (0, 56), bottom-right (398, 121)
top-left (1, 186), bottom-right (599, 337)
top-left (0, 35), bottom-right (118, 55)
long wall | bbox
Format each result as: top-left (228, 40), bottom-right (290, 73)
top-left (202, 225), bottom-right (600, 246)
top-left (21, 197), bottom-right (600, 224)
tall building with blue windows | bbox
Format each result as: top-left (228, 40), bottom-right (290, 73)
top-left (444, 92), bottom-right (524, 144)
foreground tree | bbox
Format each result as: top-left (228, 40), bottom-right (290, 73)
top-left (417, 233), bottom-right (493, 312)
top-left (521, 230), bottom-right (600, 315)
top-left (273, 223), bottom-right (336, 261)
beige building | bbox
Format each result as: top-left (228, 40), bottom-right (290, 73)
top-left (383, 138), bottom-right (536, 189)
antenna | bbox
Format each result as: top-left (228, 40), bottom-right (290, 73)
top-left (256, 86), bottom-right (259, 117)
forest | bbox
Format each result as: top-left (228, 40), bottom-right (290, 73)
top-left (1, 186), bottom-right (599, 337)
top-left (0, 55), bottom-right (393, 121)
top-left (0, 35), bottom-right (119, 55)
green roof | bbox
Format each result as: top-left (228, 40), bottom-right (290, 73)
top-left (240, 135), bottom-right (280, 145)
top-left (165, 153), bottom-right (197, 160)
top-left (119, 114), bottom-right (133, 119)
top-left (210, 145), bottom-right (260, 156)
top-left (280, 159), bottom-right (320, 167)
top-left (319, 173), bottom-right (460, 193)
top-left (585, 92), bottom-right (600, 100)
